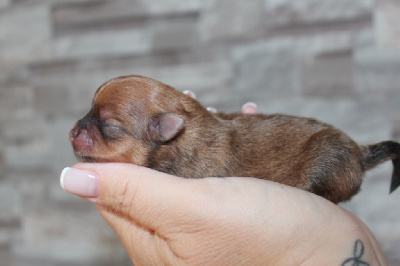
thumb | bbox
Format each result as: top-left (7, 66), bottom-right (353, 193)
top-left (60, 163), bottom-right (198, 232)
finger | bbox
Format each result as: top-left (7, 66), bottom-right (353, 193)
top-left (241, 102), bottom-right (258, 114)
top-left (207, 107), bottom-right (217, 113)
top-left (183, 90), bottom-right (196, 99)
top-left (99, 207), bottom-right (177, 265)
top-left (60, 163), bottom-right (202, 231)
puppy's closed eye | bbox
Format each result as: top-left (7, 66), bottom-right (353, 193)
top-left (99, 120), bottom-right (126, 140)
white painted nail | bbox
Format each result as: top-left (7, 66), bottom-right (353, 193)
top-left (60, 167), bottom-right (99, 198)
top-left (207, 107), bottom-right (217, 113)
top-left (183, 90), bottom-right (196, 99)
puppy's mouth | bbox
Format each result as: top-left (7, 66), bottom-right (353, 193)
top-left (76, 155), bottom-right (98, 163)
top-left (74, 152), bottom-right (113, 163)
top-left (72, 150), bottom-right (96, 162)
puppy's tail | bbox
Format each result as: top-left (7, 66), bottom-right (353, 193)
top-left (362, 141), bottom-right (400, 193)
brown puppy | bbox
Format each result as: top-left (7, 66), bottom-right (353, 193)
top-left (70, 75), bottom-right (400, 203)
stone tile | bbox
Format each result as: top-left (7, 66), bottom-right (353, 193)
top-left (52, 0), bottom-right (146, 34)
top-left (3, 118), bottom-right (77, 172)
top-left (393, 118), bottom-right (400, 142)
top-left (295, 30), bottom-right (373, 55)
top-left (14, 211), bottom-right (130, 264)
top-left (14, 0), bottom-right (96, 4)
top-left (263, 0), bottom-right (373, 27)
top-left (354, 28), bottom-right (375, 48)
top-left (0, 182), bottom-right (22, 265)
top-left (0, 0), bottom-right (10, 9)
top-left (1, 114), bottom-right (75, 173)
top-left (0, 247), bottom-right (12, 266)
top-left (2, 116), bottom-right (48, 150)
top-left (12, 179), bottom-right (49, 214)
top-left (26, 60), bottom-right (100, 117)
top-left (3, 170), bottom-right (71, 215)
top-left (4, 138), bottom-right (51, 171)
top-left (375, 0), bottom-right (400, 46)
top-left (52, 0), bottom-right (201, 36)
top-left (150, 13), bottom-right (199, 52)
top-left (45, 118), bottom-right (80, 171)
top-left (0, 81), bottom-right (35, 122)
top-left (0, 181), bottom-right (22, 227)
top-left (199, 0), bottom-right (265, 41)
top-left (355, 47), bottom-right (400, 93)
top-left (54, 28), bottom-right (152, 59)
top-left (175, 44), bottom-right (230, 64)
top-left (231, 38), bottom-right (300, 103)
top-left (0, 145), bottom-right (3, 180)
top-left (139, 0), bottom-right (202, 15)
top-left (10, 257), bottom-right (132, 266)
top-left (0, 4), bottom-right (51, 72)
top-left (34, 85), bottom-right (76, 117)
top-left (301, 51), bottom-right (355, 98)
top-left (140, 61), bottom-right (234, 92)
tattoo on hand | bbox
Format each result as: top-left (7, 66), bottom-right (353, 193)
top-left (341, 239), bottom-right (369, 266)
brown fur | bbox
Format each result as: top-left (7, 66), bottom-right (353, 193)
top-left (70, 75), bottom-right (400, 203)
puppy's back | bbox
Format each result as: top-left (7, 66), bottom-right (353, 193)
top-left (214, 113), bottom-right (364, 203)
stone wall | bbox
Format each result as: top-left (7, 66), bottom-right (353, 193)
top-left (1, 0), bottom-right (399, 265)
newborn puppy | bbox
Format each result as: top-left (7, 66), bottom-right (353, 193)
top-left (70, 75), bottom-right (400, 203)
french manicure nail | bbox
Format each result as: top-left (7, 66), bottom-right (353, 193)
top-left (60, 167), bottom-right (99, 198)
top-left (183, 90), bottom-right (196, 99)
top-left (242, 102), bottom-right (257, 109)
top-left (207, 107), bottom-right (217, 113)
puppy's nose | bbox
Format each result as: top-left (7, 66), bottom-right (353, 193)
top-left (69, 124), bottom-right (93, 152)
top-left (69, 126), bottom-right (80, 142)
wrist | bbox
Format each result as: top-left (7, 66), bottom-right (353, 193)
top-left (288, 209), bottom-right (387, 266)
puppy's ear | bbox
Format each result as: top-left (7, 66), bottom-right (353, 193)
top-left (149, 113), bottom-right (185, 142)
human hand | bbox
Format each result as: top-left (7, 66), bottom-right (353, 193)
top-left (60, 164), bottom-right (387, 265)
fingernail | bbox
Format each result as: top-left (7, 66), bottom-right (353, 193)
top-left (242, 102), bottom-right (257, 109)
top-left (207, 107), bottom-right (217, 113)
top-left (242, 102), bottom-right (258, 114)
top-left (60, 167), bottom-right (99, 198)
top-left (183, 90), bottom-right (196, 99)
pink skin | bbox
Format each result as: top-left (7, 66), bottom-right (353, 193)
top-left (70, 125), bottom-right (93, 152)
top-left (241, 102), bottom-right (258, 114)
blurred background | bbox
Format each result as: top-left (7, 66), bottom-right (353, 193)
top-left (0, 0), bottom-right (399, 265)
